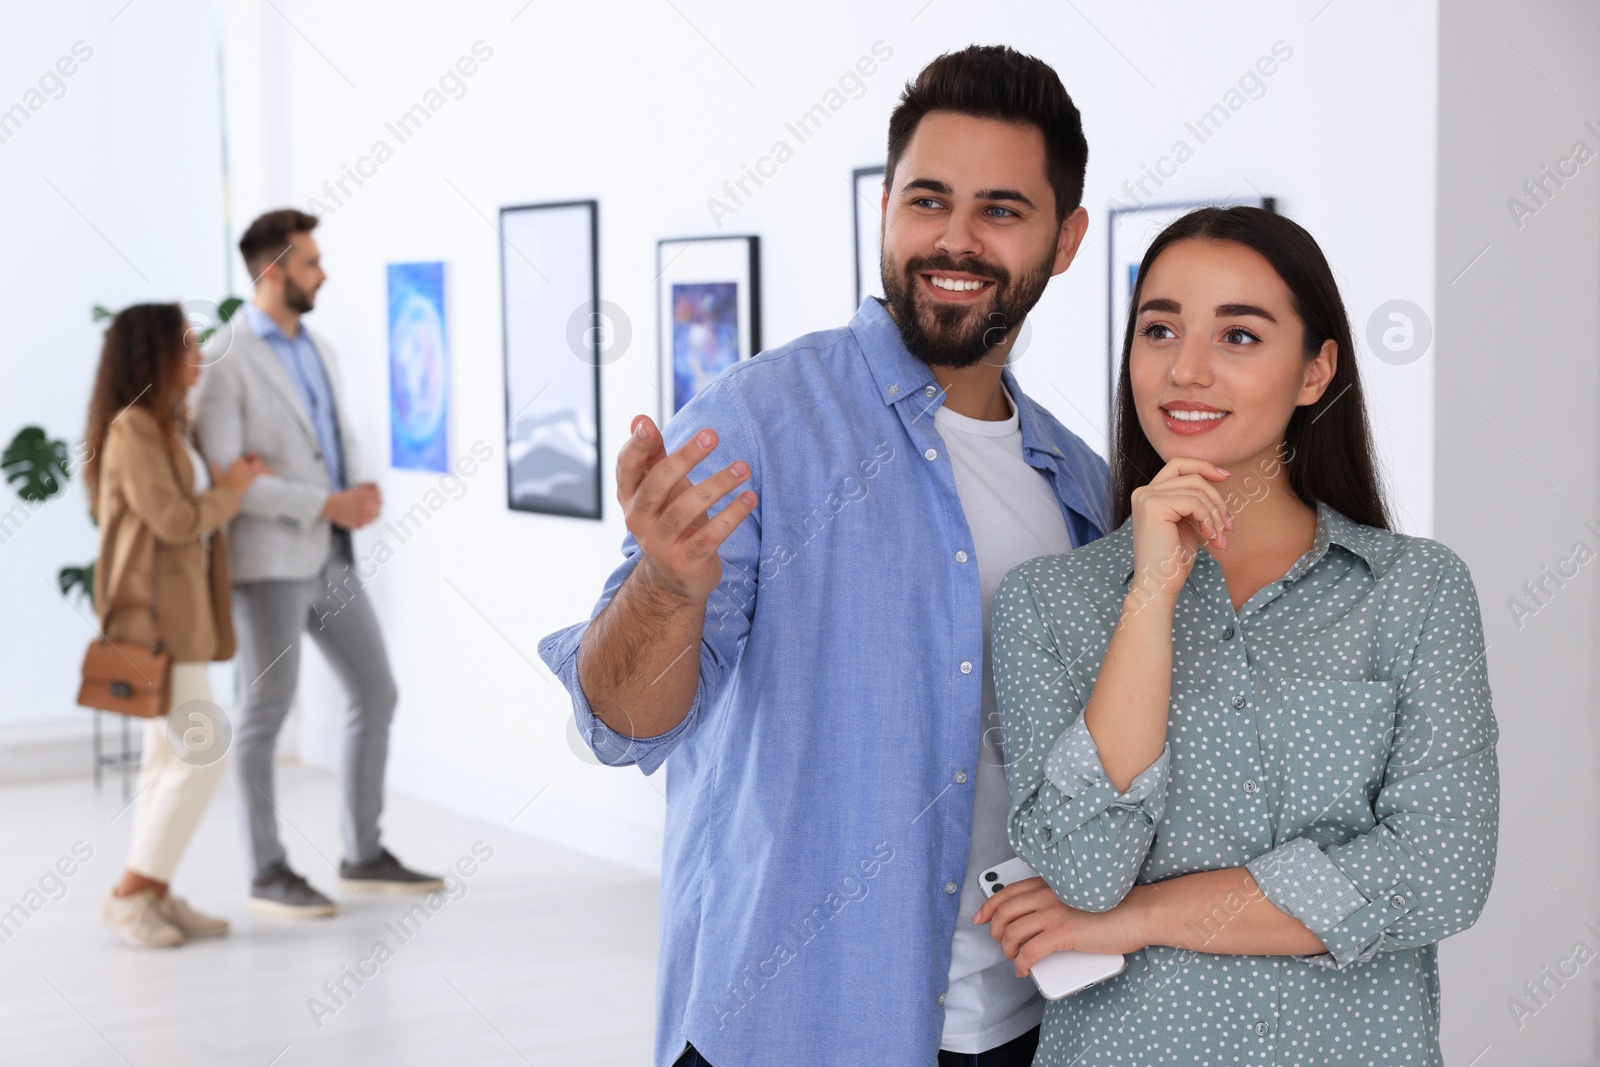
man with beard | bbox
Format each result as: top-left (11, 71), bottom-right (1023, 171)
top-left (195, 209), bottom-right (441, 919)
top-left (541, 46), bottom-right (1107, 1067)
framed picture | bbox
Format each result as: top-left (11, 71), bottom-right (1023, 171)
top-left (499, 199), bottom-right (602, 520)
top-left (1107, 196), bottom-right (1275, 416)
top-left (386, 261), bottom-right (449, 473)
top-left (852, 165), bottom-right (885, 310)
top-left (655, 235), bottom-right (761, 425)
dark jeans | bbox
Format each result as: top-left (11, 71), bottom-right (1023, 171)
top-left (673, 1026), bottom-right (1040, 1067)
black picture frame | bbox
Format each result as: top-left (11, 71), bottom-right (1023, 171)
top-left (498, 198), bottom-right (603, 520)
top-left (852, 164), bottom-right (885, 310)
top-left (654, 234), bottom-right (762, 427)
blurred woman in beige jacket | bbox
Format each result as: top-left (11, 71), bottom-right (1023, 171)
top-left (83, 303), bottom-right (270, 948)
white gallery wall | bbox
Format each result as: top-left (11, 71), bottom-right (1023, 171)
top-left (11, 1), bottom-right (1600, 1063)
top-left (0, 2), bottom-right (229, 735)
top-left (215, 0), bottom-right (1441, 879)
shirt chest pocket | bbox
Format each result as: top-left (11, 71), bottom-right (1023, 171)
top-left (1256, 675), bottom-right (1401, 839)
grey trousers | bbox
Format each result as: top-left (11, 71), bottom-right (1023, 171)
top-left (231, 529), bottom-right (398, 878)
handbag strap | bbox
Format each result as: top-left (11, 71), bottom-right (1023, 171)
top-left (99, 541), bottom-right (162, 653)
top-left (98, 428), bottom-right (181, 654)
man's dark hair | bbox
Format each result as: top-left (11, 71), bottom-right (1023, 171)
top-left (239, 208), bottom-right (318, 277)
top-left (885, 45), bottom-right (1088, 225)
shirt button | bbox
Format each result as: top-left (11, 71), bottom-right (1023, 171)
top-left (959, 661), bottom-right (973, 674)
top-left (924, 447), bottom-right (938, 461)
top-left (924, 385), bottom-right (938, 398)
top-left (1222, 626), bottom-right (1235, 640)
top-left (954, 770), bottom-right (968, 784)
top-left (1232, 694), bottom-right (1246, 709)
top-left (1039, 826), bottom-right (1054, 842)
top-left (1390, 893), bottom-right (1407, 909)
top-left (888, 384), bottom-right (900, 396)
top-left (1254, 1020), bottom-right (1270, 1036)
top-left (1051, 444), bottom-right (1062, 455)
top-left (1242, 779), bottom-right (1259, 794)
top-left (945, 881), bottom-right (958, 894)
top-left (955, 550), bottom-right (969, 564)
top-left (937, 992), bottom-right (946, 1006)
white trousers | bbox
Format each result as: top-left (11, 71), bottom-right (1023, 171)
top-left (125, 662), bottom-right (229, 883)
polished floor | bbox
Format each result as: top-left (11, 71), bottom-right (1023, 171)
top-left (0, 763), bottom-right (659, 1066)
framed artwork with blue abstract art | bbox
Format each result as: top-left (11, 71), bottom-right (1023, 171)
top-left (386, 261), bottom-right (449, 473)
top-left (655, 235), bottom-right (760, 427)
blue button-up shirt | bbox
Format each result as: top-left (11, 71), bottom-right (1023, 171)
top-left (539, 297), bottom-right (1110, 1066)
top-left (242, 302), bottom-right (346, 490)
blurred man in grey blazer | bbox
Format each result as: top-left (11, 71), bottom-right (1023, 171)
top-left (195, 209), bottom-right (440, 917)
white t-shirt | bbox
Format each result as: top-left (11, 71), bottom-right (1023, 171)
top-left (937, 384), bottom-right (1077, 1053)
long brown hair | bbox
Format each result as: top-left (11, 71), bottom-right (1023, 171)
top-left (83, 302), bottom-right (190, 517)
top-left (1109, 206), bottom-right (1391, 530)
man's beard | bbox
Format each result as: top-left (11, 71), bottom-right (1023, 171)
top-left (283, 274), bottom-right (316, 314)
top-left (880, 245), bottom-right (1053, 369)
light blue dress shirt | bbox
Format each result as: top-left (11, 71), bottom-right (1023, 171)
top-left (241, 302), bottom-right (346, 490)
top-left (991, 503), bottom-right (1500, 1066)
top-left (539, 297), bottom-right (1111, 1066)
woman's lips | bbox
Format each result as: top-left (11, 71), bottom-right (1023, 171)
top-left (1159, 406), bottom-right (1231, 435)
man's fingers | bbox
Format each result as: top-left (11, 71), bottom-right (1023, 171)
top-left (661, 462), bottom-right (751, 543)
top-left (680, 490), bottom-right (757, 564)
top-left (632, 426), bottom-right (728, 520)
top-left (616, 414), bottom-right (668, 503)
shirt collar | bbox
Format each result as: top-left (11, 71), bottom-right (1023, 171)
top-left (849, 297), bottom-right (938, 407)
top-left (241, 301), bottom-right (298, 343)
top-left (848, 296), bottom-right (1110, 537)
top-left (848, 296), bottom-right (1075, 457)
top-left (1117, 500), bottom-right (1391, 584)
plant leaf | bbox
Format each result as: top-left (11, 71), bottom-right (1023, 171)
top-left (2, 426), bottom-right (70, 502)
top-left (59, 562), bottom-right (96, 610)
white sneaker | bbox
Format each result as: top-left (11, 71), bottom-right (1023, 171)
top-left (101, 888), bottom-right (184, 948)
top-left (158, 894), bottom-right (229, 938)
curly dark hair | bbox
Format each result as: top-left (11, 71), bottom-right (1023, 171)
top-left (82, 302), bottom-right (190, 518)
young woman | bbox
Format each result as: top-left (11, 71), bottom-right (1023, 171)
top-left (85, 303), bottom-right (270, 947)
top-left (975, 207), bottom-right (1498, 1065)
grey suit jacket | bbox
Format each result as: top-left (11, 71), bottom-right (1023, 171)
top-left (193, 314), bottom-right (371, 583)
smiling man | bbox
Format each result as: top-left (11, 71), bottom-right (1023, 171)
top-left (539, 46), bottom-right (1109, 1067)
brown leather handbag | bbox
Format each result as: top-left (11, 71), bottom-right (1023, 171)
top-left (76, 542), bottom-right (171, 718)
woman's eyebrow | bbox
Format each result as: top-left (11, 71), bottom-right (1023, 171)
top-left (1136, 297), bottom-right (1181, 315)
top-left (1215, 302), bottom-right (1278, 323)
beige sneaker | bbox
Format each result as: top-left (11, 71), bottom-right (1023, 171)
top-left (158, 894), bottom-right (229, 938)
top-left (101, 888), bottom-right (184, 948)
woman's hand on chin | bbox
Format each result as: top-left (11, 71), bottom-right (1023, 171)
top-left (1128, 457), bottom-right (1233, 601)
top-left (973, 877), bottom-right (1152, 977)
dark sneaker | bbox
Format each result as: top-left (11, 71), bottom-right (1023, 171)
top-left (338, 847), bottom-right (445, 894)
top-left (248, 861), bottom-right (338, 919)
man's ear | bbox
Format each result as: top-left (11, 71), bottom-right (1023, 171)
top-left (1051, 206), bottom-right (1090, 277)
top-left (1299, 339), bottom-right (1338, 405)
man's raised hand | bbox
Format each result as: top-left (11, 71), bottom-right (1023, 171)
top-left (617, 414), bottom-right (756, 603)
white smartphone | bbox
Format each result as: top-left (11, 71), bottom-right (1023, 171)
top-left (978, 857), bottom-right (1127, 1000)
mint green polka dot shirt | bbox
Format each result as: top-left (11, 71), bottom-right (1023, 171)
top-left (991, 501), bottom-right (1500, 1066)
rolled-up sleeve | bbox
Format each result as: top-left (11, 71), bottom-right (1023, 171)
top-left (1245, 549), bottom-right (1500, 970)
top-left (537, 375), bottom-right (763, 776)
top-left (993, 565), bottom-right (1170, 912)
